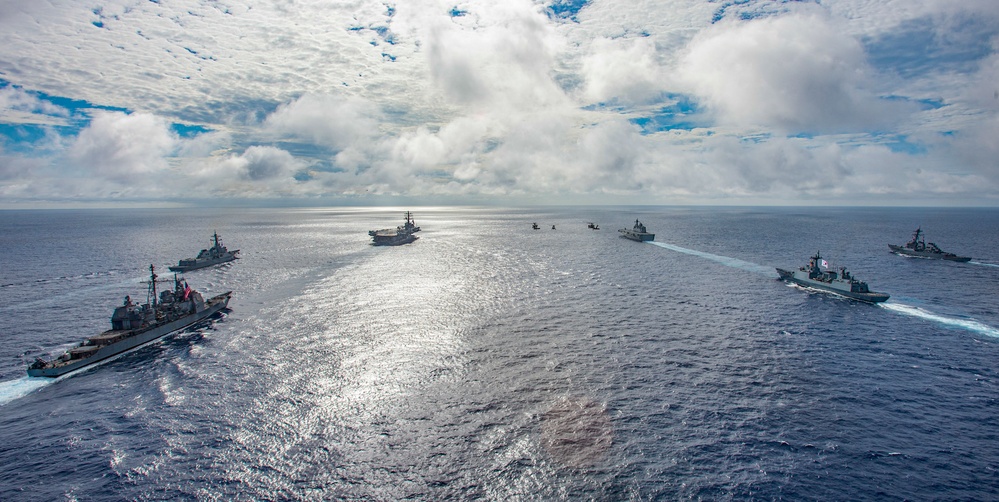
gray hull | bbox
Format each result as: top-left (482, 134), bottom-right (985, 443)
top-left (27, 293), bottom-right (230, 377)
top-left (888, 245), bottom-right (970, 262)
top-left (618, 230), bottom-right (654, 242)
top-left (168, 254), bottom-right (238, 272)
top-left (371, 234), bottom-right (418, 246)
top-left (777, 268), bottom-right (889, 303)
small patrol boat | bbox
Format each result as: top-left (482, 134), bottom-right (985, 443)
top-left (618, 219), bottom-right (655, 242)
top-left (369, 211), bottom-right (421, 246)
top-left (776, 251), bottom-right (889, 303)
top-left (28, 265), bottom-right (231, 377)
top-left (587, 222), bottom-right (600, 230)
top-left (169, 231), bottom-right (239, 272)
top-left (532, 223), bottom-right (540, 230)
top-left (889, 227), bottom-right (970, 262)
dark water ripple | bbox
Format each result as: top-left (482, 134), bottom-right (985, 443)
top-left (1, 207), bottom-right (998, 500)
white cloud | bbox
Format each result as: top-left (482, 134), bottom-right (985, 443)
top-left (0, 0), bottom-right (997, 205)
top-left (67, 111), bottom-right (177, 180)
top-left (0, 86), bottom-right (69, 122)
top-left (419, 1), bottom-right (568, 112)
top-left (265, 94), bottom-right (383, 151)
top-left (678, 10), bottom-right (913, 133)
top-left (580, 36), bottom-right (666, 106)
top-left (227, 145), bottom-right (303, 181)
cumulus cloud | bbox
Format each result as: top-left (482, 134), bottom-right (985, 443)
top-left (265, 94), bottom-right (383, 151)
top-left (678, 10), bottom-right (913, 133)
top-left (420, 1), bottom-right (568, 111)
top-left (0, 145), bottom-right (48, 181)
top-left (0, 86), bottom-right (69, 120)
top-left (67, 111), bottom-right (177, 180)
top-left (188, 145), bottom-right (302, 182)
top-left (580, 37), bottom-right (666, 106)
top-left (0, 0), bottom-right (997, 205)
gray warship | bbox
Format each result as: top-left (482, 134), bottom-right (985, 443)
top-left (889, 227), bottom-right (970, 262)
top-left (776, 251), bottom-right (889, 303)
top-left (27, 265), bottom-right (231, 377)
top-left (619, 219), bottom-right (655, 242)
top-left (169, 231), bottom-right (239, 272)
top-left (369, 211), bottom-right (421, 246)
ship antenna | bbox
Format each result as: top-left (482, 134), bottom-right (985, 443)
top-left (149, 264), bottom-right (158, 307)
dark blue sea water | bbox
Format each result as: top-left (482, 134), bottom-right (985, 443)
top-left (1, 206), bottom-right (998, 500)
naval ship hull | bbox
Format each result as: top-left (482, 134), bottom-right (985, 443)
top-left (27, 293), bottom-right (231, 378)
top-left (888, 245), bottom-right (971, 262)
top-left (618, 231), bottom-right (655, 242)
top-left (168, 254), bottom-right (238, 272)
top-left (776, 269), bottom-right (889, 303)
top-left (371, 234), bottom-right (418, 246)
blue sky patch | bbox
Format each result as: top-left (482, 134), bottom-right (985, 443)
top-left (882, 134), bottom-right (928, 155)
top-left (627, 94), bottom-right (706, 135)
top-left (547, 0), bottom-right (589, 22)
top-left (740, 133), bottom-right (772, 144)
top-left (171, 123), bottom-right (212, 138)
top-left (881, 95), bottom-right (946, 111)
top-left (864, 15), bottom-right (996, 79)
top-left (0, 123), bottom-right (52, 152)
top-left (0, 81), bottom-right (127, 117)
top-left (710, 0), bottom-right (818, 24)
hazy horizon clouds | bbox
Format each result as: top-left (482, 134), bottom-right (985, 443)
top-left (1, 0), bottom-right (997, 207)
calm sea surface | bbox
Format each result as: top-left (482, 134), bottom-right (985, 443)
top-left (1, 206), bottom-right (998, 500)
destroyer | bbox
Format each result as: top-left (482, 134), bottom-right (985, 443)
top-left (169, 231), bottom-right (239, 272)
top-left (27, 265), bottom-right (231, 377)
top-left (889, 227), bottom-right (970, 262)
top-left (369, 211), bottom-right (421, 246)
top-left (776, 251), bottom-right (889, 303)
top-left (619, 219), bottom-right (655, 242)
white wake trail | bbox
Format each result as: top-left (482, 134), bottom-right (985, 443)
top-left (646, 241), bottom-right (778, 277)
top-left (644, 240), bottom-right (999, 339)
top-left (879, 302), bottom-right (999, 339)
top-left (0, 377), bottom-right (52, 406)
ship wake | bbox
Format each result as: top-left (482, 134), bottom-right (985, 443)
top-left (970, 261), bottom-right (999, 268)
top-left (0, 377), bottom-right (53, 406)
top-left (880, 302), bottom-right (999, 339)
top-left (646, 241), bottom-right (778, 277)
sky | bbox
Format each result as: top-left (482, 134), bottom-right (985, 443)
top-left (1, 0), bottom-right (998, 207)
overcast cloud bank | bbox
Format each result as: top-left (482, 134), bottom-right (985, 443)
top-left (1, 0), bottom-right (997, 206)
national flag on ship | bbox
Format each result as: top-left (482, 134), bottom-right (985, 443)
top-left (182, 281), bottom-right (192, 301)
top-left (820, 259), bottom-right (829, 269)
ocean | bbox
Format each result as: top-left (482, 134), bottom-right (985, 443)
top-left (1, 206), bottom-right (997, 500)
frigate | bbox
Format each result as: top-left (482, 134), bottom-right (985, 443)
top-left (169, 231), bottom-right (239, 272)
top-left (369, 211), bottom-right (421, 246)
top-left (618, 219), bottom-right (655, 242)
top-left (889, 227), bottom-right (970, 262)
top-left (28, 265), bottom-right (231, 377)
top-left (776, 251), bottom-right (889, 303)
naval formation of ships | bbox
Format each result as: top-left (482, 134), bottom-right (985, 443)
top-left (23, 214), bottom-right (983, 378)
top-left (614, 219), bottom-right (974, 304)
top-left (28, 265), bottom-right (231, 377)
top-left (27, 231), bottom-right (238, 378)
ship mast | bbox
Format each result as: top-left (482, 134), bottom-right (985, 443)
top-left (148, 264), bottom-right (158, 307)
